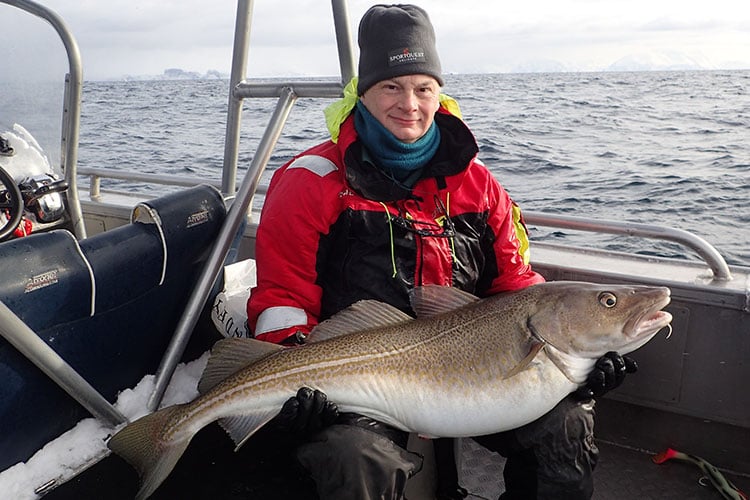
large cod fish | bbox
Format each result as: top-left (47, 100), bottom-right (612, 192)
top-left (109, 281), bottom-right (672, 499)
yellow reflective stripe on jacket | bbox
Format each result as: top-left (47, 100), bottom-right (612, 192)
top-left (512, 203), bottom-right (531, 265)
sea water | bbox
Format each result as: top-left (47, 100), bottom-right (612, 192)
top-left (3, 71), bottom-right (749, 265)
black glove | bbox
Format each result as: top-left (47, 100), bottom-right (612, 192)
top-left (436, 486), bottom-right (468, 500)
top-left (274, 387), bottom-right (339, 436)
top-left (574, 351), bottom-right (638, 400)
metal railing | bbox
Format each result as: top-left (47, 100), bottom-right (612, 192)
top-left (219, 0), bottom-right (355, 195)
top-left (78, 166), bottom-right (222, 200)
top-left (524, 211), bottom-right (733, 282)
top-left (2, 0), bottom-right (86, 239)
top-left (0, 0), bottom-right (357, 426)
top-left (147, 0), bottom-right (356, 410)
top-left (0, 0), bottom-right (121, 429)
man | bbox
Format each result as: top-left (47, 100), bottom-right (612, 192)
top-left (247, 4), bottom-right (634, 499)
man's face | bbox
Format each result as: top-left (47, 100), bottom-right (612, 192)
top-left (359, 74), bottom-right (441, 143)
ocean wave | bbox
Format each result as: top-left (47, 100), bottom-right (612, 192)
top-left (10, 71), bottom-right (747, 266)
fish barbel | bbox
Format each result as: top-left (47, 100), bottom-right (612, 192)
top-left (108, 281), bottom-right (672, 499)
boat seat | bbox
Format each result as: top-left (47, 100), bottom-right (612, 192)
top-left (82, 184), bottom-right (226, 313)
top-left (0, 184), bottom-right (226, 471)
top-left (0, 230), bottom-right (94, 332)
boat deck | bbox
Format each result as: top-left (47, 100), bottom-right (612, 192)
top-left (43, 423), bottom-right (749, 500)
top-left (458, 438), bottom-right (750, 500)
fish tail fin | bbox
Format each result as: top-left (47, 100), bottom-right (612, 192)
top-left (108, 405), bottom-right (194, 500)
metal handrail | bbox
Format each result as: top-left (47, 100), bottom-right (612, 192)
top-left (235, 80), bottom-right (344, 99)
top-left (524, 211), bottom-right (733, 281)
top-left (0, 0), bottom-right (125, 431)
top-left (332, 0), bottom-right (356, 83)
top-left (147, 0), bottom-right (356, 410)
top-left (220, 0), bottom-right (252, 195)
top-left (3, 0), bottom-right (86, 239)
top-left (148, 86), bottom-right (298, 411)
top-left (221, 0), bottom-right (355, 195)
top-left (78, 166), bottom-right (222, 200)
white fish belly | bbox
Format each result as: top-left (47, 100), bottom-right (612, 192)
top-left (309, 356), bottom-right (578, 438)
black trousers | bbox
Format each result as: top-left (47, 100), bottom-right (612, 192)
top-left (472, 396), bottom-right (598, 500)
top-left (295, 413), bottom-right (423, 500)
top-left (295, 396), bottom-right (598, 500)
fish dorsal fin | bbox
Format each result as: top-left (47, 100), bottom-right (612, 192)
top-left (409, 285), bottom-right (480, 318)
top-left (309, 300), bottom-right (413, 343)
top-left (198, 338), bottom-right (283, 394)
top-left (504, 339), bottom-right (546, 379)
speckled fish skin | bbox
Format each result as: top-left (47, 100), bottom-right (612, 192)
top-left (108, 281), bottom-right (672, 500)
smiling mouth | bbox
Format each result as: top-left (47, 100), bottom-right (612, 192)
top-left (392, 117), bottom-right (418, 126)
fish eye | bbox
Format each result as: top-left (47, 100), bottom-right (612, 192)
top-left (598, 292), bottom-right (617, 308)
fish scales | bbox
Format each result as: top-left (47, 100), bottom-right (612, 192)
top-left (187, 316), bottom-right (520, 432)
top-left (108, 281), bottom-right (672, 500)
top-left (195, 295), bottom-right (535, 420)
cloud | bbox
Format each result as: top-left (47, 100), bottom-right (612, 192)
top-left (2, 0), bottom-right (749, 81)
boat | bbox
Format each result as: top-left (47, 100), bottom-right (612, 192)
top-left (1, 0), bottom-right (748, 498)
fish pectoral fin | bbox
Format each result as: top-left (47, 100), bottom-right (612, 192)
top-left (310, 300), bottom-right (413, 342)
top-left (199, 338), bottom-right (284, 394)
top-left (504, 339), bottom-right (546, 379)
top-left (219, 410), bottom-right (279, 451)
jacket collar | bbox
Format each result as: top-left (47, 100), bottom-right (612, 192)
top-left (339, 107), bottom-right (480, 202)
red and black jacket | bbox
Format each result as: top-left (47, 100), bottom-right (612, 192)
top-left (247, 106), bottom-right (544, 344)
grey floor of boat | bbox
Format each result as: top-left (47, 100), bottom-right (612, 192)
top-left (44, 423), bottom-right (749, 499)
top-left (455, 437), bottom-right (749, 500)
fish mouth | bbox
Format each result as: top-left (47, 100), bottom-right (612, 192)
top-left (627, 290), bottom-right (672, 340)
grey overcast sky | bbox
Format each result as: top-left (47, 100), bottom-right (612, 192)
top-left (2, 0), bottom-right (749, 81)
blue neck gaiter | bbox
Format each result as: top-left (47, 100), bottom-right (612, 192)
top-left (354, 101), bottom-right (440, 183)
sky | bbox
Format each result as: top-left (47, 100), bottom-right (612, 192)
top-left (1, 0), bottom-right (749, 81)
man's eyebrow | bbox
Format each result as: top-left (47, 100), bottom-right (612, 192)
top-left (416, 79), bottom-right (437, 87)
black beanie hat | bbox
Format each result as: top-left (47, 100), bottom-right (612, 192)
top-left (357, 4), bottom-right (444, 95)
